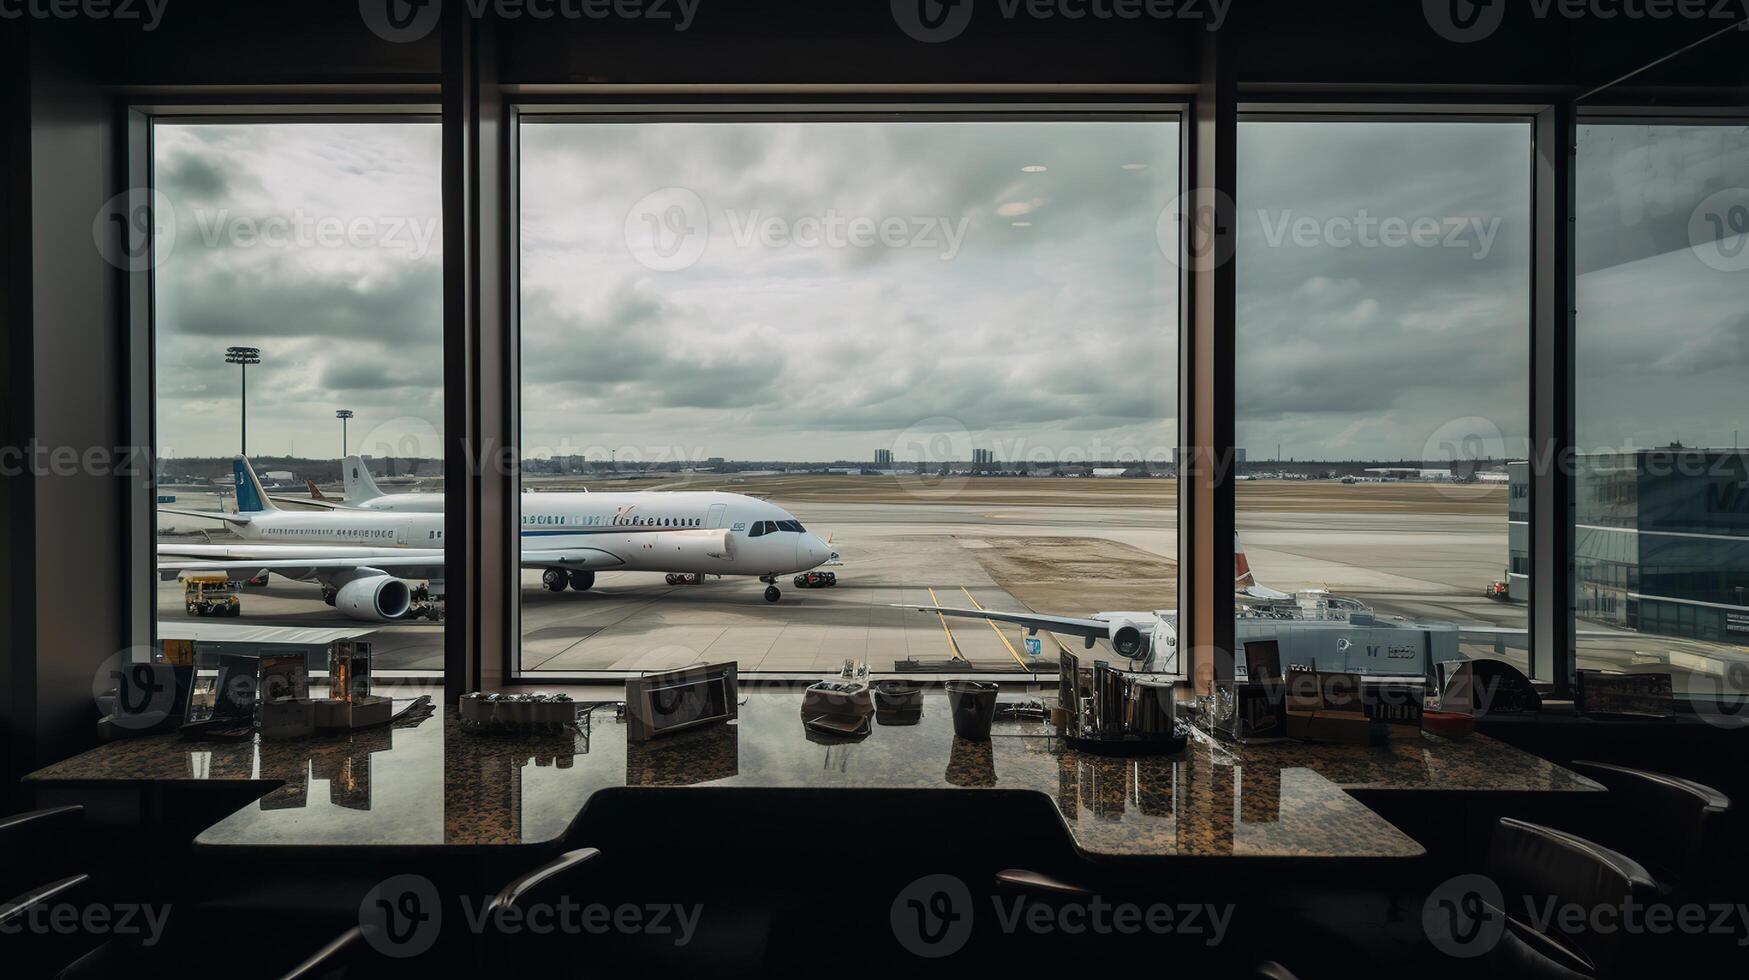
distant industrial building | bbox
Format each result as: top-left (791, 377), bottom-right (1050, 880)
top-left (972, 448), bottom-right (994, 466)
top-left (1508, 450), bottom-right (1749, 642)
top-left (874, 449), bottom-right (893, 466)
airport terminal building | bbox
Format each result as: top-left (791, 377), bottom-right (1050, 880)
top-left (1509, 450), bottom-right (1749, 642)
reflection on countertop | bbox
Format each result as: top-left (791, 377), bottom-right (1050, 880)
top-left (28, 690), bottom-right (1599, 856)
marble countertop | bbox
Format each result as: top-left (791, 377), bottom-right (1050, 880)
top-left (27, 690), bottom-right (1600, 857)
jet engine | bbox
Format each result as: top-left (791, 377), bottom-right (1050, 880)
top-left (335, 574), bottom-right (412, 621)
top-left (1107, 619), bottom-right (1153, 663)
top-left (651, 529), bottom-right (735, 562)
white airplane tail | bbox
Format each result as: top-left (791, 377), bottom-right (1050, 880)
top-left (343, 455), bottom-right (384, 504)
top-left (1236, 532), bottom-right (1291, 600)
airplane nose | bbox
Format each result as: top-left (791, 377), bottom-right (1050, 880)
top-left (800, 534), bottom-right (830, 568)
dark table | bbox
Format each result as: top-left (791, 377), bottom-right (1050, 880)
top-left (28, 690), bottom-right (1604, 860)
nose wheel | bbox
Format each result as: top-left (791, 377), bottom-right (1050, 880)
top-left (764, 585), bottom-right (781, 603)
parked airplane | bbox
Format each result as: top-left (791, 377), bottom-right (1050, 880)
top-left (269, 456), bottom-right (444, 512)
top-left (897, 535), bottom-right (1460, 680)
top-left (160, 457), bottom-right (833, 621)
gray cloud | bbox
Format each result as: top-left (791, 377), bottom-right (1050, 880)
top-left (155, 118), bottom-right (1741, 464)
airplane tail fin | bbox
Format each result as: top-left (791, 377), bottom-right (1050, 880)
top-left (232, 456), bottom-right (278, 513)
top-left (306, 479), bottom-right (327, 501)
top-left (1235, 531), bottom-right (1293, 600)
top-left (343, 455), bottom-right (383, 504)
top-left (1234, 531), bottom-right (1255, 588)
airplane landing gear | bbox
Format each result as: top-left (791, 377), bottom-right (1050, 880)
top-left (542, 569), bottom-right (568, 592)
top-left (764, 585), bottom-right (781, 603)
top-left (569, 570), bottom-right (594, 592)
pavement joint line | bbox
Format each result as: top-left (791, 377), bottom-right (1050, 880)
top-left (960, 585), bottom-right (1029, 669)
top-left (925, 586), bottom-right (966, 662)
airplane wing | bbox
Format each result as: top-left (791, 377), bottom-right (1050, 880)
top-left (893, 604), bottom-right (1114, 641)
top-left (156, 542), bottom-right (629, 577)
top-left (267, 494), bottom-right (349, 510)
top-left (158, 507), bottom-right (251, 526)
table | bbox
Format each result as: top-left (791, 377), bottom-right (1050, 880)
top-left (27, 690), bottom-right (1603, 859)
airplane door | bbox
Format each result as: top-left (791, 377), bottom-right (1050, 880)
top-left (706, 503), bottom-right (728, 529)
top-left (396, 524), bottom-right (409, 547)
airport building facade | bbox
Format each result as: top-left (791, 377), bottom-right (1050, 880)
top-left (1508, 450), bottom-right (1749, 642)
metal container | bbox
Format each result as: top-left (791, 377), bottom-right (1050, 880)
top-left (1128, 677), bottom-right (1178, 737)
top-left (1091, 660), bottom-right (1131, 738)
top-left (1057, 651), bottom-right (1081, 736)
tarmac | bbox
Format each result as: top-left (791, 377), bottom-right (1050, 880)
top-left (154, 478), bottom-right (1746, 693)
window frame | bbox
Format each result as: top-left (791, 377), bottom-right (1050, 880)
top-left (128, 101), bottom-right (446, 682)
top-left (1231, 105), bottom-right (1542, 682)
top-left (507, 99), bottom-right (1189, 681)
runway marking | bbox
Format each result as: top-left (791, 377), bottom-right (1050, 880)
top-left (960, 586), bottom-right (1029, 669)
top-left (925, 586), bottom-right (966, 661)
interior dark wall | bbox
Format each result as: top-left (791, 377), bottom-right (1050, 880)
top-left (2, 25), bottom-right (36, 808)
top-left (74, 0), bottom-right (1741, 92)
top-left (2, 26), bottom-right (128, 798)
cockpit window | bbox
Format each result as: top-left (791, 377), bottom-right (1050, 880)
top-left (777, 520), bottom-right (803, 533)
top-left (749, 521), bottom-right (769, 537)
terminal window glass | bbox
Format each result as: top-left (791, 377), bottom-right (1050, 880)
top-left (153, 121), bottom-right (445, 678)
top-left (1576, 121), bottom-right (1749, 706)
top-left (1235, 120), bottom-right (1533, 681)
top-left (517, 116), bottom-right (1181, 676)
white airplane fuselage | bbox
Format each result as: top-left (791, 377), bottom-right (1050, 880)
top-left (231, 491), bottom-right (831, 578)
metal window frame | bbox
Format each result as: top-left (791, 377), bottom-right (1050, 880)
top-left (506, 96), bottom-right (1190, 681)
top-left (120, 98), bottom-right (443, 682)
top-left (1226, 98), bottom-right (1547, 687)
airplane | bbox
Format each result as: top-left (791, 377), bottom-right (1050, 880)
top-left (269, 456), bottom-right (444, 512)
top-left (894, 535), bottom-right (1473, 681)
top-left (159, 456), bottom-right (834, 621)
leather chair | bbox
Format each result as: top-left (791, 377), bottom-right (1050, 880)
top-left (1482, 818), bottom-right (1660, 979)
top-left (278, 926), bottom-right (368, 980)
top-left (1567, 761), bottom-right (1732, 901)
top-left (0, 806), bottom-right (108, 978)
top-left (483, 847), bottom-right (602, 971)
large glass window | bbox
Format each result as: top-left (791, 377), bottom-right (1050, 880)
top-left (153, 121), bottom-right (445, 677)
top-left (1574, 121), bottom-right (1749, 707)
top-left (517, 114), bottom-right (1180, 676)
top-left (1236, 120), bottom-right (1533, 679)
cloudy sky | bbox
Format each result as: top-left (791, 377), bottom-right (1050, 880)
top-left (154, 118), bottom-right (1746, 463)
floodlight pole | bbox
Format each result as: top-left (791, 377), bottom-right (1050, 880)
top-left (224, 347), bottom-right (262, 456)
top-left (337, 410), bottom-right (354, 458)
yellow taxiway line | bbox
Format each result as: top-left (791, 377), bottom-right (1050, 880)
top-left (960, 586), bottom-right (1031, 669)
top-left (925, 586), bottom-right (966, 661)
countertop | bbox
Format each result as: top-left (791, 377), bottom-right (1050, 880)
top-left (27, 690), bottom-right (1601, 857)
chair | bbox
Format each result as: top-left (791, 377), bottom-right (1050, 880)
top-left (1567, 761), bottom-right (1731, 901)
top-left (0, 806), bottom-right (105, 978)
top-left (1481, 817), bottom-right (1660, 979)
top-left (278, 926), bottom-right (368, 980)
top-left (484, 848), bottom-right (602, 970)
